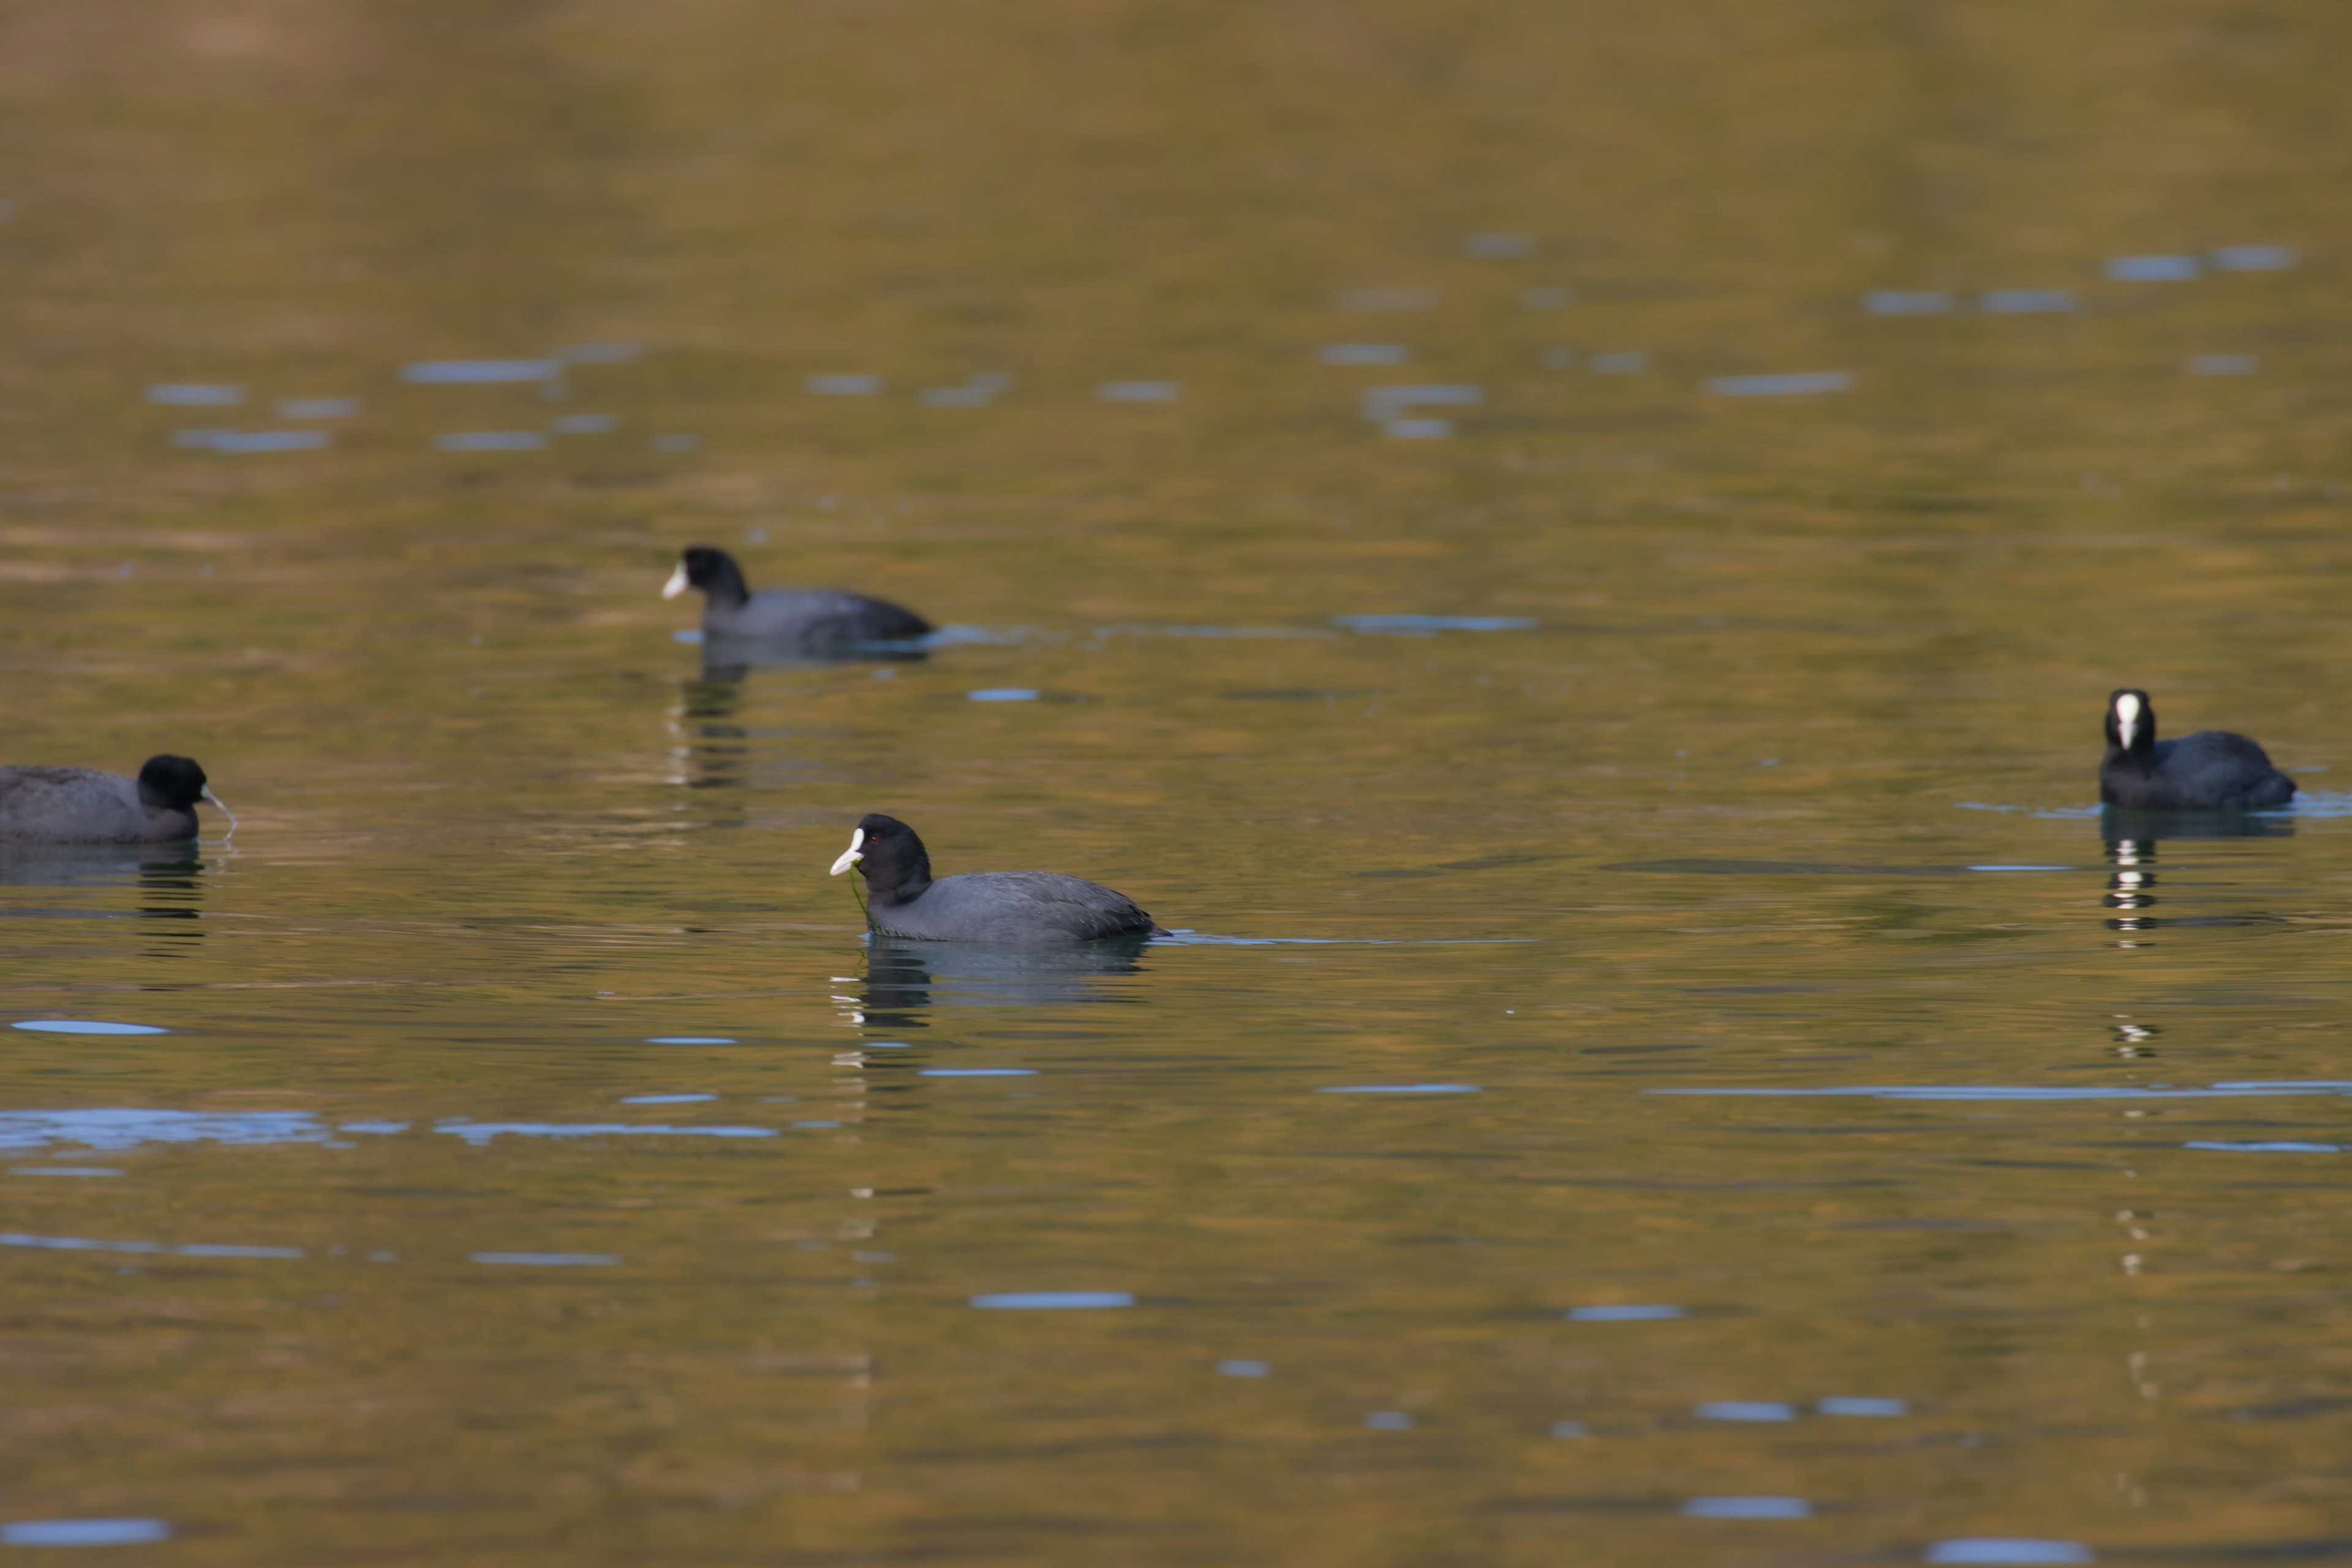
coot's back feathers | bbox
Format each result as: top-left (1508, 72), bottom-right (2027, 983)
top-left (2099, 688), bottom-right (2295, 810)
top-left (665, 545), bottom-right (930, 644)
top-left (0, 756), bottom-right (216, 843)
top-left (831, 813), bottom-right (1164, 943)
top-left (873, 870), bottom-right (1162, 943)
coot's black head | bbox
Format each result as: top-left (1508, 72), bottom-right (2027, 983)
top-left (136, 755), bottom-right (209, 812)
top-left (662, 546), bottom-right (750, 607)
top-left (2105, 688), bottom-right (2157, 757)
top-left (829, 813), bottom-right (933, 899)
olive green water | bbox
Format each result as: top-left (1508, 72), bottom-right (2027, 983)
top-left (4, 1), bottom-right (2352, 1561)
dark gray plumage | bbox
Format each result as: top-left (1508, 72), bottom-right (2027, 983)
top-left (831, 813), bottom-right (1164, 943)
top-left (2100, 688), bottom-right (2295, 810)
top-left (663, 545), bottom-right (930, 644)
top-left (0, 756), bottom-right (219, 843)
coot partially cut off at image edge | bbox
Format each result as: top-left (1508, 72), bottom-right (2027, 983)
top-left (0, 755), bottom-right (233, 843)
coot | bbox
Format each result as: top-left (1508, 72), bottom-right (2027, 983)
top-left (0, 756), bottom-right (232, 843)
top-left (2100, 688), bottom-right (2295, 810)
top-left (663, 546), bottom-right (930, 644)
top-left (829, 814), bottom-right (1164, 943)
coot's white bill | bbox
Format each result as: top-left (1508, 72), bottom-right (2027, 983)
top-left (661, 562), bottom-right (690, 600)
top-left (2114, 690), bottom-right (2142, 752)
top-left (201, 785), bottom-right (238, 837)
top-left (829, 827), bottom-right (865, 876)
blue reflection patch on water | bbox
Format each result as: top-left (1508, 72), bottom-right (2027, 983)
top-left (647, 1036), bottom-right (734, 1044)
top-left (1697, 1401), bottom-right (1795, 1422)
top-left (1706, 372), bottom-right (1852, 397)
top-left (2107, 254), bottom-right (2199, 281)
top-left (0, 1108), bottom-right (783, 1155)
top-left (920, 1068), bottom-right (1036, 1078)
top-left (1, 1231), bottom-right (301, 1260)
top-left (1926, 1541), bottom-right (2094, 1566)
top-left (1317, 1084), bottom-right (1480, 1095)
top-left (404, 360), bottom-right (561, 383)
top-left (671, 629), bottom-right (704, 644)
top-left (1683, 1496), bottom-right (1809, 1519)
top-left (1365, 1411), bottom-right (1414, 1430)
top-left (2269, 790), bottom-right (2352, 819)
top-left (176, 1242), bottom-right (305, 1259)
top-left (2185, 1140), bottom-right (2340, 1154)
top-left (619, 1093), bottom-right (717, 1104)
top-left (179, 429), bottom-right (330, 453)
top-left (0, 1109), bottom-right (327, 1151)
top-left (9, 1167), bottom-right (121, 1178)
top-left (1819, 1396), bottom-right (1909, 1416)
top-left (967, 688), bottom-right (1040, 702)
top-left (12, 1020), bottom-right (167, 1035)
top-left (471, 1252), bottom-right (619, 1267)
top-left (970, 1291), bottom-right (1133, 1310)
top-left (434, 432), bottom-right (546, 452)
top-left (1098, 381), bottom-right (1180, 402)
top-left (1654, 1082), bottom-right (2352, 1102)
top-left (1, 1518), bottom-right (172, 1546)
top-left (1332, 614), bottom-right (1536, 635)
top-left (1981, 289), bottom-right (2077, 313)
top-left (1218, 1359), bottom-right (1271, 1377)
top-left (1569, 1303), bottom-right (1681, 1321)
top-left (434, 1120), bottom-right (777, 1145)
top-left (148, 382), bottom-right (241, 405)
top-left (1551, 1419), bottom-right (1589, 1438)
top-left (2212, 245), bottom-right (2296, 271)
top-left (1866, 290), bottom-right (1952, 315)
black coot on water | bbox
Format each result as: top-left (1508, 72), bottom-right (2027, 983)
top-left (2100, 688), bottom-right (2296, 810)
top-left (663, 546), bottom-right (930, 644)
top-left (0, 756), bottom-right (233, 842)
top-left (829, 813), bottom-right (1165, 943)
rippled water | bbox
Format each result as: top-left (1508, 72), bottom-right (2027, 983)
top-left (4, 1), bottom-right (2351, 1561)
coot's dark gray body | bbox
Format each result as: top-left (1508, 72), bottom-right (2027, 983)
top-left (833, 813), bottom-right (1164, 944)
top-left (2099, 688), bottom-right (2295, 811)
top-left (0, 757), bottom-right (213, 843)
top-left (665, 545), bottom-right (929, 645)
top-left (870, 870), bottom-right (1161, 943)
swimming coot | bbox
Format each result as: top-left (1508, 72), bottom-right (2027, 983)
top-left (663, 546), bottom-right (930, 644)
top-left (0, 755), bottom-right (232, 843)
top-left (829, 813), bottom-right (1165, 943)
top-left (2100, 688), bottom-right (2295, 810)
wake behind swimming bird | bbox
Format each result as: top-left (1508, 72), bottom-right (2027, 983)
top-left (663, 545), bottom-right (930, 645)
top-left (2100, 688), bottom-right (2295, 810)
top-left (829, 814), bottom-right (1165, 943)
top-left (0, 756), bottom-right (233, 843)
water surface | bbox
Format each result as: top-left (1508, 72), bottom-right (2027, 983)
top-left (2, 1), bottom-right (2350, 1562)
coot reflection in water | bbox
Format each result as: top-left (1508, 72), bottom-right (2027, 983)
top-left (0, 844), bottom-right (206, 954)
top-left (2100, 807), bottom-right (2294, 845)
top-left (858, 935), bottom-right (1152, 1023)
top-left (2101, 813), bottom-right (2293, 941)
top-left (693, 637), bottom-right (927, 684)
